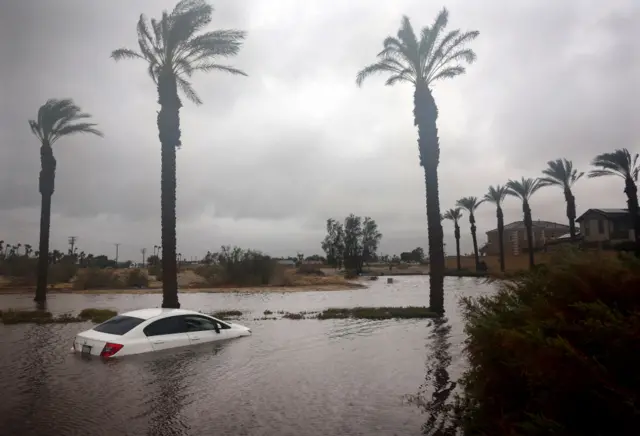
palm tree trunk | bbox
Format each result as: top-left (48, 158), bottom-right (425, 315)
top-left (35, 145), bottom-right (55, 307)
top-left (454, 223), bottom-right (461, 270)
top-left (157, 72), bottom-right (181, 309)
top-left (523, 201), bottom-right (535, 268)
top-left (469, 214), bottom-right (479, 269)
top-left (414, 83), bottom-right (445, 314)
top-left (623, 178), bottom-right (640, 257)
top-left (497, 207), bottom-right (505, 273)
top-left (565, 189), bottom-right (577, 239)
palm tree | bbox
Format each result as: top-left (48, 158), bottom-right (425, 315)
top-left (112, 0), bottom-right (247, 308)
top-left (589, 149), bottom-right (640, 257)
top-left (442, 208), bottom-right (463, 270)
top-left (506, 178), bottom-right (548, 268)
top-left (540, 159), bottom-right (584, 239)
top-left (484, 185), bottom-right (509, 272)
top-left (456, 197), bottom-right (484, 269)
top-left (29, 99), bottom-right (102, 305)
top-left (356, 9), bottom-right (478, 313)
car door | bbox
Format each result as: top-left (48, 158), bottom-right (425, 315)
top-left (184, 315), bottom-right (230, 345)
top-left (143, 316), bottom-right (190, 351)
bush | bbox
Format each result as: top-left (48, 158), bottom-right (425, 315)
top-left (454, 251), bottom-right (640, 435)
top-left (296, 264), bottom-right (325, 276)
top-left (194, 246), bottom-right (278, 286)
top-left (148, 264), bottom-right (163, 282)
top-left (126, 268), bottom-right (149, 288)
top-left (49, 261), bottom-right (78, 285)
top-left (78, 308), bottom-right (118, 323)
top-left (73, 268), bottom-right (123, 290)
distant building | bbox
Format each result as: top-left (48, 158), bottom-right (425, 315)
top-left (277, 259), bottom-right (296, 267)
top-left (485, 220), bottom-right (570, 256)
top-left (576, 208), bottom-right (637, 246)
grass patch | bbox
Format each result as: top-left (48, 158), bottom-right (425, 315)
top-left (317, 306), bottom-right (438, 320)
top-left (0, 308), bottom-right (117, 325)
top-left (210, 310), bottom-right (243, 320)
top-left (263, 310), bottom-right (273, 315)
top-left (78, 308), bottom-right (118, 323)
top-left (282, 312), bottom-right (305, 320)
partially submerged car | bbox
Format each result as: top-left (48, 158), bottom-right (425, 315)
top-left (72, 308), bottom-right (251, 358)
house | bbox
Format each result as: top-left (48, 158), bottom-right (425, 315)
top-left (485, 220), bottom-right (570, 256)
top-left (576, 209), bottom-right (636, 246)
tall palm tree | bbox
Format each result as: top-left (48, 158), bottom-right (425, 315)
top-left (456, 197), bottom-right (484, 269)
top-left (356, 9), bottom-right (479, 313)
top-left (589, 149), bottom-right (640, 257)
top-left (29, 99), bottom-right (102, 306)
top-left (484, 185), bottom-right (509, 272)
top-left (111, 0), bottom-right (247, 308)
top-left (443, 208), bottom-right (463, 271)
top-left (506, 178), bottom-right (548, 268)
top-left (540, 158), bottom-right (583, 239)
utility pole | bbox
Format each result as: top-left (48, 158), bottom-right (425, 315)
top-left (141, 248), bottom-right (147, 266)
top-left (68, 236), bottom-right (77, 255)
top-left (114, 243), bottom-right (120, 265)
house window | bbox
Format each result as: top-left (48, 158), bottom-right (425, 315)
top-left (598, 220), bottom-right (605, 234)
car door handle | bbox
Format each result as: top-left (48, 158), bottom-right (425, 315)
top-left (152, 340), bottom-right (165, 344)
top-left (191, 337), bottom-right (201, 341)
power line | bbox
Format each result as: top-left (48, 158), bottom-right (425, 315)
top-left (68, 236), bottom-right (77, 254)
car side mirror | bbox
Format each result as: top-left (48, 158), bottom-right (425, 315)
top-left (214, 324), bottom-right (220, 334)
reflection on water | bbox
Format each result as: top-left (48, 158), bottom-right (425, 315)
top-left (0, 277), bottom-right (493, 436)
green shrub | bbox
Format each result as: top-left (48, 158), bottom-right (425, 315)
top-left (73, 268), bottom-right (123, 290)
top-left (49, 261), bottom-right (78, 285)
top-left (454, 251), bottom-right (640, 435)
top-left (296, 264), bottom-right (325, 276)
top-left (195, 246), bottom-right (278, 286)
top-left (78, 308), bottom-right (118, 323)
top-left (0, 309), bottom-right (52, 324)
top-left (126, 268), bottom-right (149, 288)
top-left (148, 265), bottom-right (163, 282)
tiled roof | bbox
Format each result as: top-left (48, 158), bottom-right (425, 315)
top-left (487, 220), bottom-right (570, 234)
top-left (576, 208), bottom-right (635, 221)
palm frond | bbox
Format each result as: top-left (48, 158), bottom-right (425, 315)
top-left (112, 1), bottom-right (247, 104)
top-left (456, 196), bottom-right (484, 212)
top-left (356, 60), bottom-right (406, 87)
top-left (29, 99), bottom-right (102, 145)
top-left (589, 149), bottom-right (640, 181)
top-left (541, 158), bottom-right (584, 189)
top-left (443, 207), bottom-right (463, 223)
top-left (484, 185), bottom-right (508, 206)
top-left (506, 177), bottom-right (548, 201)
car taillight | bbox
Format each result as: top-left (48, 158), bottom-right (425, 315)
top-left (100, 342), bottom-right (123, 358)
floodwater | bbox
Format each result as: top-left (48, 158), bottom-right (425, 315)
top-left (0, 276), bottom-right (494, 436)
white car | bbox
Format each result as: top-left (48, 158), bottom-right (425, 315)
top-left (72, 308), bottom-right (251, 359)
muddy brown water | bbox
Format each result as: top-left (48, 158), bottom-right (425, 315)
top-left (0, 276), bottom-right (494, 436)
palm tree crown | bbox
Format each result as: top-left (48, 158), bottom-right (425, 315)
top-left (506, 177), bottom-right (548, 202)
top-left (456, 196), bottom-right (484, 213)
top-left (484, 185), bottom-right (508, 206)
top-left (111, 0), bottom-right (247, 105)
top-left (355, 8), bottom-right (478, 88)
top-left (588, 149), bottom-right (639, 182)
top-left (29, 99), bottom-right (103, 144)
top-left (443, 207), bottom-right (463, 223)
top-left (541, 158), bottom-right (584, 189)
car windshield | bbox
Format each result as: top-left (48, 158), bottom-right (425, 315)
top-left (93, 315), bottom-right (145, 336)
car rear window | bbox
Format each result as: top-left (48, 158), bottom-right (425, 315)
top-left (93, 315), bottom-right (144, 336)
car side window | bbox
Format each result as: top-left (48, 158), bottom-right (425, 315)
top-left (184, 315), bottom-right (218, 332)
top-left (143, 316), bottom-right (188, 337)
top-left (211, 317), bottom-right (231, 330)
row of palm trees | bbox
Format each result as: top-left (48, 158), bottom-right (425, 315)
top-left (444, 150), bottom-right (640, 272)
top-left (30, 0), bottom-right (247, 308)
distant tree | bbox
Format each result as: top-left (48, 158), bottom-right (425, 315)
top-left (147, 254), bottom-right (161, 267)
top-left (443, 208), bottom-right (463, 271)
top-left (29, 99), bottom-right (102, 306)
top-left (456, 196), bottom-right (484, 269)
top-left (356, 8), bottom-right (479, 314)
top-left (343, 215), bottom-right (363, 272)
top-left (506, 178), bottom-right (548, 268)
top-left (540, 159), bottom-right (584, 239)
top-left (484, 185), bottom-right (509, 273)
top-left (589, 149), bottom-right (640, 257)
top-left (304, 254), bottom-right (326, 263)
top-left (112, 0), bottom-right (247, 308)
top-left (361, 217), bottom-right (383, 269)
top-left (321, 218), bottom-right (345, 269)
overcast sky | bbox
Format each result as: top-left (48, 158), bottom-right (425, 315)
top-left (0, 0), bottom-right (638, 261)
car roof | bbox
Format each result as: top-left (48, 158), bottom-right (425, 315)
top-left (121, 308), bottom-right (204, 320)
